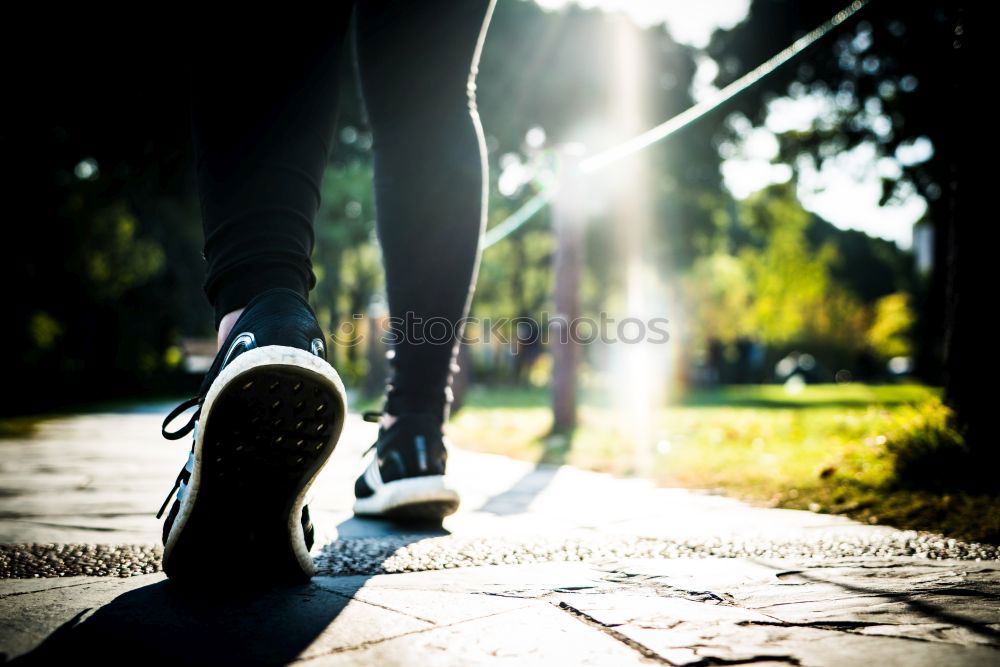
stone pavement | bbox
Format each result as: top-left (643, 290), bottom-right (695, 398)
top-left (1, 406), bottom-right (998, 665)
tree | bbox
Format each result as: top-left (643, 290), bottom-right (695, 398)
top-left (708, 1), bottom-right (980, 450)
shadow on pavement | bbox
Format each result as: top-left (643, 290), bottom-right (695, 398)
top-left (11, 579), bottom-right (351, 665)
top-left (332, 515), bottom-right (450, 539)
top-left (475, 429), bottom-right (576, 517)
top-left (10, 519), bottom-right (445, 665)
top-left (477, 463), bottom-right (561, 516)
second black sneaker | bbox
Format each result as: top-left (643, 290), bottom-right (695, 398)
top-left (157, 287), bottom-right (347, 584)
top-left (352, 411), bottom-right (460, 521)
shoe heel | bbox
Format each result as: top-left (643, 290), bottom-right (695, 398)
top-left (163, 346), bottom-right (347, 584)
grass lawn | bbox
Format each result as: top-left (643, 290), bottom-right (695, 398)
top-left (448, 383), bottom-right (1000, 544)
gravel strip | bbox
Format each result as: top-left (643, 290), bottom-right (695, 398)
top-left (0, 544), bottom-right (163, 579)
top-left (315, 533), bottom-right (1000, 576)
top-left (2, 533), bottom-right (997, 579)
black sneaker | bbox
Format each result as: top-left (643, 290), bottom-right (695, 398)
top-left (157, 287), bottom-right (347, 583)
top-left (352, 411), bottom-right (460, 521)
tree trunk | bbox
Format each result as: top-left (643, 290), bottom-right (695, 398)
top-left (941, 4), bottom-right (988, 464)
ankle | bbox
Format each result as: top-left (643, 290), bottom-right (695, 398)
top-left (383, 389), bottom-right (452, 425)
top-left (217, 308), bottom-right (245, 351)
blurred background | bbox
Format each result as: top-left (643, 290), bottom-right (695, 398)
top-left (2, 1), bottom-right (989, 541)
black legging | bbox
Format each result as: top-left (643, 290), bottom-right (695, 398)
top-left (187, 1), bottom-right (495, 418)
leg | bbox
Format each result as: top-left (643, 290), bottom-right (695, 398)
top-left (354, 0), bottom-right (497, 421)
top-left (187, 14), bottom-right (354, 334)
top-left (158, 16), bottom-right (356, 584)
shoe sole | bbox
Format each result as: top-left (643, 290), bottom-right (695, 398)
top-left (162, 346), bottom-right (347, 585)
top-left (352, 476), bottom-right (460, 521)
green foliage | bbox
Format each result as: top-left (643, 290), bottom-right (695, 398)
top-left (867, 292), bottom-right (914, 359)
top-left (680, 183), bottom-right (916, 377)
top-left (312, 160), bottom-right (381, 385)
top-left (28, 313), bottom-right (62, 350)
top-left (472, 225), bottom-right (553, 324)
top-left (883, 396), bottom-right (996, 494)
top-left (740, 226), bottom-right (836, 346)
top-left (73, 202), bottom-right (165, 299)
top-left (683, 252), bottom-right (751, 345)
top-left (736, 184), bottom-right (843, 346)
top-left (708, 0), bottom-right (957, 219)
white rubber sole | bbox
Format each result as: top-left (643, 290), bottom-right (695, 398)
top-left (162, 345), bottom-right (347, 581)
top-left (353, 475), bottom-right (460, 520)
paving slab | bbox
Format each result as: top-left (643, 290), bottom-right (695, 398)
top-left (1, 408), bottom-right (999, 665)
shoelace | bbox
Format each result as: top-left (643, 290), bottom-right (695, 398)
top-left (155, 395), bottom-right (205, 519)
top-left (162, 395), bottom-right (203, 440)
top-left (361, 410), bottom-right (384, 456)
top-left (156, 445), bottom-right (196, 520)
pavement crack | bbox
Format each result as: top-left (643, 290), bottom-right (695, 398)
top-left (751, 592), bottom-right (894, 609)
top-left (739, 619), bottom-right (1000, 646)
top-left (477, 590), bottom-right (544, 600)
top-left (4, 519), bottom-right (119, 532)
top-left (741, 619), bottom-right (880, 631)
top-left (634, 620), bottom-right (684, 630)
top-left (324, 589), bottom-right (437, 626)
top-left (293, 606), bottom-right (534, 662)
top-left (0, 580), bottom-right (100, 600)
top-left (685, 648), bottom-right (802, 666)
top-left (555, 600), bottom-right (673, 664)
top-left (754, 586), bottom-right (1000, 613)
